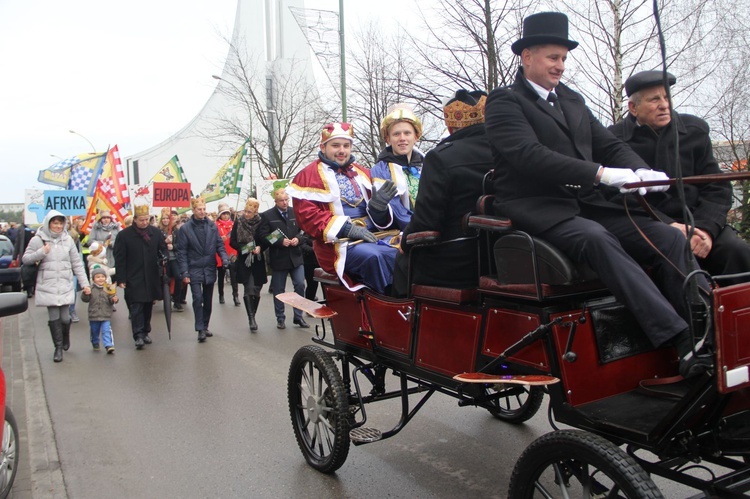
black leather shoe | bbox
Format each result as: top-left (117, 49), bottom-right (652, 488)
top-left (233, 296), bottom-right (241, 306)
top-left (679, 351), bottom-right (713, 378)
top-left (293, 318), bottom-right (310, 329)
top-left (198, 330), bottom-right (207, 342)
top-left (143, 335), bottom-right (152, 345)
top-left (173, 303), bottom-right (183, 312)
top-left (219, 296), bottom-right (225, 304)
top-left (204, 329), bottom-right (213, 337)
top-left (276, 321), bottom-right (286, 330)
top-left (135, 336), bottom-right (145, 349)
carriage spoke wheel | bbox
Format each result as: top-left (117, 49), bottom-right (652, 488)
top-left (288, 345), bottom-right (350, 473)
top-left (509, 430), bottom-right (664, 499)
top-left (486, 384), bottom-right (544, 424)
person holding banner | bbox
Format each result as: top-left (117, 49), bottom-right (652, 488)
top-left (23, 210), bottom-right (91, 362)
top-left (177, 196), bottom-right (229, 343)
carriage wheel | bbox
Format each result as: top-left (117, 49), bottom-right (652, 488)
top-left (0, 407), bottom-right (19, 499)
top-left (508, 430), bottom-right (664, 499)
top-left (486, 384), bottom-right (544, 424)
top-left (288, 345), bottom-right (350, 473)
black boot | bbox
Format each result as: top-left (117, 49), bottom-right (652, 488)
top-left (233, 292), bottom-right (241, 307)
top-left (49, 320), bottom-right (63, 362)
top-left (61, 321), bottom-right (71, 351)
top-left (251, 295), bottom-right (260, 315)
top-left (243, 296), bottom-right (258, 332)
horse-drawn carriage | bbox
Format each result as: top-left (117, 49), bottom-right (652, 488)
top-left (282, 190), bottom-right (750, 498)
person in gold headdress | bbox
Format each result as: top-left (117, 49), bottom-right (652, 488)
top-left (114, 204), bottom-right (167, 349)
top-left (394, 89), bottom-right (492, 296)
top-left (177, 196), bottom-right (229, 342)
top-left (370, 103), bottom-right (425, 229)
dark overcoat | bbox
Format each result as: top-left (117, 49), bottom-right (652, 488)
top-left (608, 113), bottom-right (731, 239)
top-left (487, 68), bottom-right (649, 234)
top-left (176, 216), bottom-right (228, 284)
top-left (257, 207), bottom-right (303, 271)
top-left (229, 217), bottom-right (268, 286)
top-left (113, 225), bottom-right (166, 303)
top-left (400, 124), bottom-right (493, 288)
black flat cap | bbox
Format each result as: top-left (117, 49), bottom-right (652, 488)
top-left (625, 70), bottom-right (676, 97)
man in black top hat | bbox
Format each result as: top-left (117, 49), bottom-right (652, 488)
top-left (486, 12), bottom-right (711, 377)
top-left (609, 70), bottom-right (750, 285)
top-left (393, 89), bottom-right (493, 296)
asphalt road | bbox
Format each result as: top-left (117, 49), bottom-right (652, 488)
top-left (10, 282), bottom-right (699, 498)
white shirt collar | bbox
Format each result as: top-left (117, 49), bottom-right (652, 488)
top-left (526, 77), bottom-right (555, 101)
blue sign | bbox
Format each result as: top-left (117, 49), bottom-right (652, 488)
top-left (43, 190), bottom-right (88, 216)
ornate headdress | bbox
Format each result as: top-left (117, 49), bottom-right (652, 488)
top-left (133, 204), bottom-right (149, 217)
top-left (321, 122), bottom-right (354, 145)
top-left (443, 89), bottom-right (488, 129)
top-left (190, 196), bottom-right (206, 210)
top-left (380, 104), bottom-right (422, 141)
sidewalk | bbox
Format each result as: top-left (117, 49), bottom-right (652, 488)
top-left (3, 305), bottom-right (66, 498)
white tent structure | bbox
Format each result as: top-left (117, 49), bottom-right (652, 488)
top-left (124, 0), bottom-right (317, 211)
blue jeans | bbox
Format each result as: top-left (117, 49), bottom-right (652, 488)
top-left (90, 320), bottom-right (113, 348)
top-left (271, 265), bottom-right (304, 322)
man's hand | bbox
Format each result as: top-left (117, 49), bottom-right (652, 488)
top-left (112, 295), bottom-right (119, 303)
top-left (282, 238), bottom-right (292, 247)
top-left (599, 167), bottom-right (642, 193)
top-left (290, 237), bottom-right (299, 247)
top-left (183, 277), bottom-right (190, 284)
top-left (347, 224), bottom-right (377, 243)
top-left (369, 180), bottom-right (398, 212)
top-left (119, 282), bottom-right (126, 289)
top-left (670, 223), bottom-right (713, 258)
top-left (635, 169), bottom-right (670, 193)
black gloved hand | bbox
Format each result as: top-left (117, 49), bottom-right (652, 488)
top-left (347, 224), bottom-right (377, 244)
top-left (368, 180), bottom-right (397, 212)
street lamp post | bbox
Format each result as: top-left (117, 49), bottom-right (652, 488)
top-left (68, 130), bottom-right (96, 153)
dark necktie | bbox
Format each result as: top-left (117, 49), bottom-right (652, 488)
top-left (547, 92), bottom-right (565, 120)
top-left (282, 211), bottom-right (288, 222)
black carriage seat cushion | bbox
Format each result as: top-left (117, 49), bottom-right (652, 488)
top-left (494, 234), bottom-right (600, 286)
top-left (411, 285), bottom-right (478, 304)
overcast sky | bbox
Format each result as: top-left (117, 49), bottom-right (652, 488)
top-left (0, 0), bottom-right (416, 204)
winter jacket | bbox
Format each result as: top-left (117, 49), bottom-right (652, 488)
top-left (88, 221), bottom-right (120, 263)
top-left (22, 210), bottom-right (90, 307)
top-left (81, 285), bottom-right (114, 321)
top-left (177, 216), bottom-right (228, 284)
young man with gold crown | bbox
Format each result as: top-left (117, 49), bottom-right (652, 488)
top-left (287, 122), bottom-right (399, 294)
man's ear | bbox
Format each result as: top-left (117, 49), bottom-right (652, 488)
top-left (627, 100), bottom-right (638, 117)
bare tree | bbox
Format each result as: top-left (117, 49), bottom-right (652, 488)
top-left (345, 22), bottom-right (445, 163)
top-left (559, 0), bottom-right (724, 124)
top-left (207, 38), bottom-right (332, 180)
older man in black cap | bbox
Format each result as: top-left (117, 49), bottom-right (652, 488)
top-left (609, 71), bottom-right (750, 284)
top-left (393, 89), bottom-right (493, 296)
top-left (485, 12), bottom-right (711, 377)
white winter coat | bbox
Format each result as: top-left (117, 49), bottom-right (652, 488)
top-left (22, 210), bottom-right (90, 307)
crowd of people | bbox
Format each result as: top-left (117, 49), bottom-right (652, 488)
top-left (12, 11), bottom-right (748, 381)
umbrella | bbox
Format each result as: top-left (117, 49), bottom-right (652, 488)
top-left (161, 257), bottom-right (172, 339)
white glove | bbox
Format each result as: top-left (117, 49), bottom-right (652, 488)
top-left (635, 169), bottom-right (670, 193)
top-left (599, 167), bottom-right (642, 194)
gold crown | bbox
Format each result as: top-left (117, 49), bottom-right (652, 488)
top-left (380, 104), bottom-right (422, 141)
top-left (191, 196), bottom-right (206, 209)
top-left (134, 204), bottom-right (149, 217)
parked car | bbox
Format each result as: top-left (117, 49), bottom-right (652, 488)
top-left (0, 292), bottom-right (25, 498)
top-left (0, 237), bottom-right (20, 293)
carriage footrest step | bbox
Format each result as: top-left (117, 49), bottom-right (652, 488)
top-left (453, 373), bottom-right (560, 386)
top-left (350, 427), bottom-right (383, 443)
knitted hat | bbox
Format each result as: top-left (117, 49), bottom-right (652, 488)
top-left (443, 89), bottom-right (488, 129)
top-left (91, 267), bottom-right (107, 279)
top-left (97, 210), bottom-right (112, 221)
top-left (320, 122), bottom-right (354, 146)
top-left (218, 202), bottom-right (231, 217)
top-left (380, 104), bottom-right (422, 141)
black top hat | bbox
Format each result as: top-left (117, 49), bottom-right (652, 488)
top-left (512, 12), bottom-right (579, 55)
top-left (625, 70), bottom-right (676, 97)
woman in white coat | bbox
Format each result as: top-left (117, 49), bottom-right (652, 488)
top-left (23, 210), bottom-right (90, 362)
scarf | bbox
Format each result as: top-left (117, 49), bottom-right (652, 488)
top-left (135, 225), bottom-right (151, 244)
top-left (236, 214), bottom-right (261, 244)
top-left (318, 151), bottom-right (357, 178)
